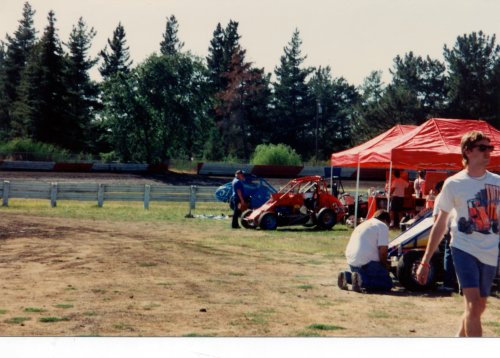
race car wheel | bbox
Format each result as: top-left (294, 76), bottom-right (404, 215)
top-left (240, 209), bottom-right (253, 229)
top-left (316, 208), bottom-right (336, 230)
top-left (396, 250), bottom-right (438, 291)
top-left (259, 212), bottom-right (277, 230)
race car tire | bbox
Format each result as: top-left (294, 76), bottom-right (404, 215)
top-left (316, 208), bottom-right (336, 230)
top-left (397, 250), bottom-right (438, 291)
top-left (241, 209), bottom-right (253, 229)
top-left (259, 212), bottom-right (277, 230)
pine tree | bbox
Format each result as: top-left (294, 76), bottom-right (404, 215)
top-left (444, 31), bottom-right (500, 123)
top-left (207, 23), bottom-right (225, 90)
top-left (308, 66), bottom-right (360, 157)
top-left (0, 41), bottom-right (8, 138)
top-left (206, 20), bottom-right (241, 92)
top-left (215, 46), bottom-right (267, 160)
top-left (13, 11), bottom-right (70, 146)
top-left (99, 22), bottom-right (133, 79)
top-left (0, 1), bottom-right (37, 137)
top-left (64, 17), bottom-right (99, 152)
top-left (271, 29), bottom-right (314, 158)
top-left (160, 15), bottom-right (184, 56)
top-left (389, 52), bottom-right (447, 123)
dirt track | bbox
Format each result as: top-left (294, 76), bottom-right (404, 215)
top-left (0, 171), bottom-right (499, 337)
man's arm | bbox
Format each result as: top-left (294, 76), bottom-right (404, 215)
top-left (378, 246), bottom-right (389, 269)
top-left (237, 188), bottom-right (245, 203)
top-left (416, 209), bottom-right (449, 284)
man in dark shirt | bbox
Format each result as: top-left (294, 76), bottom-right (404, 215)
top-left (231, 170), bottom-right (247, 228)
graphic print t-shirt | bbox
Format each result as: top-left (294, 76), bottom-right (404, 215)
top-left (438, 170), bottom-right (500, 266)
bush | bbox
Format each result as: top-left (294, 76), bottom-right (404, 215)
top-left (250, 143), bottom-right (302, 166)
top-left (0, 139), bottom-right (71, 161)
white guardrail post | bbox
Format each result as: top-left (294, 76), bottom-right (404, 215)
top-left (2, 180), bottom-right (10, 207)
top-left (144, 184), bottom-right (151, 209)
top-left (97, 184), bottom-right (104, 207)
top-left (186, 185), bottom-right (197, 218)
top-left (50, 182), bottom-right (58, 207)
top-left (0, 181), bottom-right (220, 210)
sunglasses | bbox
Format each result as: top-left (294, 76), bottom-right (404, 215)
top-left (471, 144), bottom-right (494, 152)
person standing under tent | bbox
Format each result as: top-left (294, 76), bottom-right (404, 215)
top-left (414, 170), bottom-right (426, 198)
top-left (416, 130), bottom-right (500, 337)
top-left (389, 170), bottom-right (409, 228)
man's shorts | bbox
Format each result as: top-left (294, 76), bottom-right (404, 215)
top-left (451, 247), bottom-right (497, 297)
top-left (390, 196), bottom-right (404, 212)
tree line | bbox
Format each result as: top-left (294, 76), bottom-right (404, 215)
top-left (1, 2), bottom-right (500, 164)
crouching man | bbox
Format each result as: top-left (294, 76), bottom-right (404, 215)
top-left (337, 209), bottom-right (393, 293)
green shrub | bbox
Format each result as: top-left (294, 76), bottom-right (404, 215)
top-left (250, 143), bottom-right (301, 165)
top-left (0, 139), bottom-right (71, 161)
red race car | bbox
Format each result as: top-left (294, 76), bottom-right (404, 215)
top-left (241, 176), bottom-right (347, 230)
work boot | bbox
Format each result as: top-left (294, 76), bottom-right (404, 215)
top-left (337, 272), bottom-right (348, 290)
top-left (351, 272), bottom-right (363, 293)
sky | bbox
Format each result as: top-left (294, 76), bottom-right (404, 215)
top-left (1, 0), bottom-right (500, 86)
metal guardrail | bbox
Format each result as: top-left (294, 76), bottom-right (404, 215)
top-left (0, 181), bottom-right (220, 217)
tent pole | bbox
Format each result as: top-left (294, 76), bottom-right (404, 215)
top-left (387, 162), bottom-right (393, 212)
top-left (330, 163), bottom-right (333, 195)
top-left (354, 160), bottom-right (361, 227)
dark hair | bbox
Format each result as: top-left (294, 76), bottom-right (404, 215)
top-left (394, 170), bottom-right (400, 178)
top-left (373, 209), bottom-right (390, 225)
top-left (435, 180), bottom-right (444, 193)
top-left (461, 130), bottom-right (491, 167)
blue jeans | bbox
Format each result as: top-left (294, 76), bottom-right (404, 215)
top-left (345, 261), bottom-right (393, 291)
top-left (451, 247), bottom-right (497, 297)
top-left (443, 233), bottom-right (457, 289)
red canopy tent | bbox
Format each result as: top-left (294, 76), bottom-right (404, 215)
top-left (389, 118), bottom-right (500, 171)
top-left (330, 118), bottom-right (500, 224)
top-left (331, 118), bottom-right (500, 171)
top-left (330, 124), bottom-right (417, 167)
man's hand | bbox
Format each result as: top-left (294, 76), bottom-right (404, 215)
top-left (416, 262), bottom-right (429, 285)
top-left (239, 201), bottom-right (248, 211)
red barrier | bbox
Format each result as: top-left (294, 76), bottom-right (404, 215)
top-left (148, 163), bottom-right (169, 173)
top-left (53, 162), bottom-right (94, 172)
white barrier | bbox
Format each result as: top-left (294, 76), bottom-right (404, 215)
top-left (1, 180), bottom-right (220, 216)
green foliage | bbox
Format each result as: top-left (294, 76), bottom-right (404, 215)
top-left (307, 323), bottom-right (345, 331)
top-left (160, 15), bottom-right (184, 56)
top-left (39, 316), bottom-right (70, 323)
top-left (4, 316), bottom-right (31, 324)
top-left (250, 143), bottom-right (301, 165)
top-left (24, 307), bottom-right (47, 313)
top-left (64, 17), bottom-right (99, 152)
top-left (100, 53), bottom-right (211, 163)
top-left (444, 31), bottom-right (500, 122)
top-left (215, 46), bottom-right (269, 160)
top-left (270, 29), bottom-right (315, 158)
top-left (308, 66), bottom-right (360, 156)
top-left (0, 138), bottom-right (71, 161)
top-left (0, 2), bottom-right (37, 137)
top-left (99, 22), bottom-right (132, 79)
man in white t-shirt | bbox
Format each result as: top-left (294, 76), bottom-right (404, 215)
top-left (337, 209), bottom-right (393, 293)
top-left (417, 130), bottom-right (500, 337)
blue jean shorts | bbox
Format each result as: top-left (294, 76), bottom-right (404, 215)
top-left (451, 247), bottom-right (497, 297)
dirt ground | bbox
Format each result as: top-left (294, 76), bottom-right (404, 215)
top-left (0, 171), bottom-right (499, 337)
